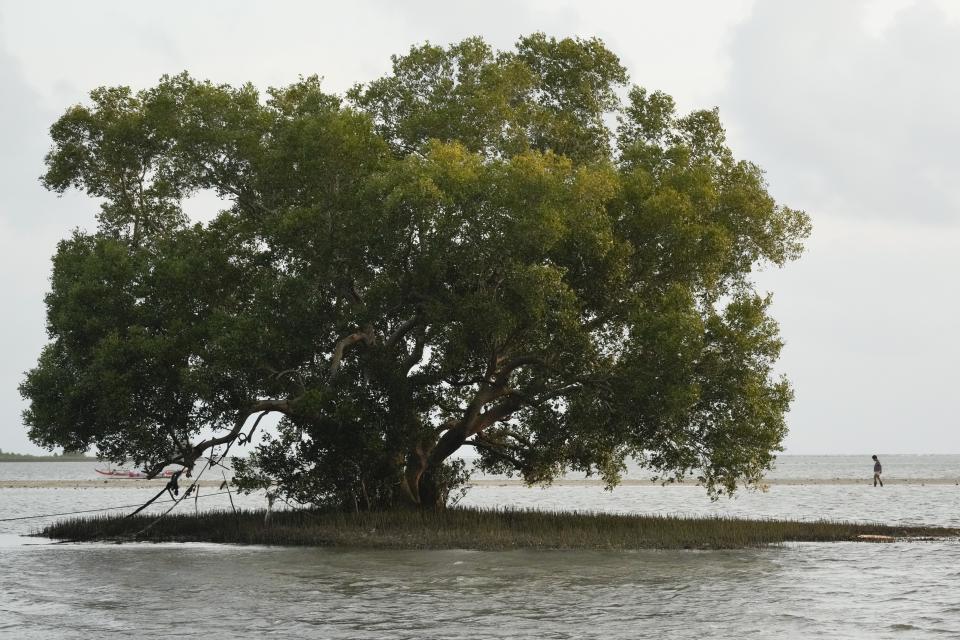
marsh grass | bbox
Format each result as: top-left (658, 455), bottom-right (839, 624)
top-left (38, 507), bottom-right (958, 550)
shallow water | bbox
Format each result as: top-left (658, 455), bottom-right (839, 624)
top-left (2, 455), bottom-right (960, 638)
top-left (2, 539), bottom-right (958, 639)
top-left (462, 483), bottom-right (960, 528)
top-left (761, 454), bottom-right (960, 481)
top-left (4, 453), bottom-right (955, 482)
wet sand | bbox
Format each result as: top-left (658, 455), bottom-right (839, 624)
top-left (467, 478), bottom-right (960, 487)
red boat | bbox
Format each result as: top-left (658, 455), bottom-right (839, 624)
top-left (95, 468), bottom-right (177, 479)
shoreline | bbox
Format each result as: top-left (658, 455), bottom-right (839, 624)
top-left (2, 477), bottom-right (957, 490)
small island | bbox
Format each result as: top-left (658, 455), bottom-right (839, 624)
top-left (40, 508), bottom-right (958, 550)
top-left (20, 35), bottom-right (952, 557)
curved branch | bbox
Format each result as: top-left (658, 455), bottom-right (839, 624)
top-left (186, 399), bottom-right (291, 466)
top-left (328, 325), bottom-right (375, 384)
top-left (162, 424), bottom-right (191, 461)
top-left (470, 396), bottom-right (523, 436)
top-left (491, 354), bottom-right (545, 386)
top-left (425, 419), bottom-right (470, 469)
top-left (401, 330), bottom-right (426, 374)
top-left (237, 410), bottom-right (270, 446)
top-left (273, 368), bottom-right (306, 393)
top-left (385, 314), bottom-right (420, 349)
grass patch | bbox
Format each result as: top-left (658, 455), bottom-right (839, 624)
top-left (37, 507), bottom-right (960, 550)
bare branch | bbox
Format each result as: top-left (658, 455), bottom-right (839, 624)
top-left (185, 398), bottom-right (292, 466)
top-left (237, 410), bottom-right (270, 446)
top-left (145, 456), bottom-right (185, 479)
top-left (197, 162), bottom-right (275, 216)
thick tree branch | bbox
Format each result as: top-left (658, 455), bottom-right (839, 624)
top-left (417, 355), bottom-right (548, 473)
top-left (420, 394), bottom-right (524, 477)
top-left (401, 330), bottom-right (426, 374)
top-left (196, 162), bottom-right (275, 217)
top-left (433, 417), bottom-right (459, 435)
top-left (491, 354), bottom-right (544, 385)
top-left (461, 384), bottom-right (510, 430)
top-left (425, 419), bottom-right (470, 469)
top-left (470, 396), bottom-right (523, 436)
top-left (328, 325), bottom-right (376, 384)
top-left (161, 399), bottom-right (291, 475)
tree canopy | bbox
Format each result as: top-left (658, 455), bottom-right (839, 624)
top-left (21, 34), bottom-right (810, 509)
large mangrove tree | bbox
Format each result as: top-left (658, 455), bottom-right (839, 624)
top-left (21, 35), bottom-right (810, 509)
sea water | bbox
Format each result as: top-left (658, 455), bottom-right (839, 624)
top-left (1, 455), bottom-right (959, 639)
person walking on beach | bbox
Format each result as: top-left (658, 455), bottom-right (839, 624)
top-left (872, 455), bottom-right (883, 487)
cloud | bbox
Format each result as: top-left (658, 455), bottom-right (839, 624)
top-left (755, 217), bottom-right (960, 453)
top-left (0, 22), bottom-right (98, 453)
top-left (5, 0), bottom-right (959, 456)
top-left (722, 1), bottom-right (960, 453)
top-left (723, 0), bottom-right (960, 224)
top-left (0, 40), bottom-right (48, 228)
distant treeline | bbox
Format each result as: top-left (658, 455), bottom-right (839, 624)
top-left (0, 449), bottom-right (92, 461)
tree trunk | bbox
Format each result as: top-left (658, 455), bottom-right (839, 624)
top-left (401, 446), bottom-right (428, 507)
top-left (400, 426), bottom-right (469, 510)
top-left (399, 464), bottom-right (452, 510)
top-left (416, 468), bottom-right (445, 509)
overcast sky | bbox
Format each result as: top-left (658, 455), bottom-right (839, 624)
top-left (2, 0), bottom-right (958, 455)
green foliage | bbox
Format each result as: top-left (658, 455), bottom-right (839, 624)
top-left (21, 34), bottom-right (810, 509)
